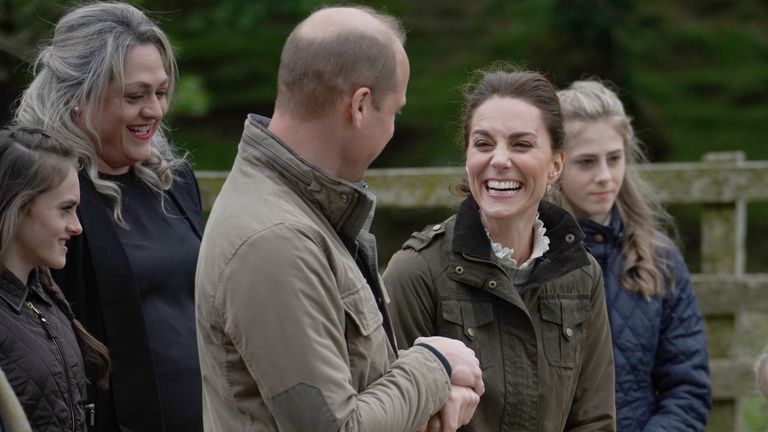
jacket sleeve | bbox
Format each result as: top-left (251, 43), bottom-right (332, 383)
top-left (566, 255), bottom-right (617, 431)
top-left (643, 248), bottom-right (712, 432)
top-left (382, 248), bottom-right (439, 350)
top-left (216, 223), bottom-right (450, 432)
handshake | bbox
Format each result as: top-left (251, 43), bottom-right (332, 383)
top-left (415, 336), bottom-right (485, 432)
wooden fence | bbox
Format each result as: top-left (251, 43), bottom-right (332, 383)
top-left (196, 151), bottom-right (768, 431)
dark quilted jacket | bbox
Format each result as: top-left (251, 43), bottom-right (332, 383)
top-left (0, 269), bottom-right (87, 432)
top-left (580, 210), bottom-right (711, 431)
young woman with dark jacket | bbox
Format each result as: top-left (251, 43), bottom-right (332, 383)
top-left (556, 80), bottom-right (712, 431)
top-left (0, 127), bottom-right (109, 431)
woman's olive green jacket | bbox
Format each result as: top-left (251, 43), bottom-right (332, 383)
top-left (383, 198), bottom-right (616, 432)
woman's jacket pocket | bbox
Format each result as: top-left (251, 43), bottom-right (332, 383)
top-left (439, 298), bottom-right (498, 370)
top-left (539, 294), bottom-right (591, 368)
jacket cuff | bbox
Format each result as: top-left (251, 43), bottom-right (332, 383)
top-left (414, 343), bottom-right (452, 378)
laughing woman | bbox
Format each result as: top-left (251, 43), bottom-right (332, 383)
top-left (14, 3), bottom-right (203, 431)
top-left (383, 67), bottom-right (616, 431)
top-left (0, 127), bottom-right (109, 431)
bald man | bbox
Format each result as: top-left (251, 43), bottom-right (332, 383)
top-left (195, 6), bottom-right (483, 432)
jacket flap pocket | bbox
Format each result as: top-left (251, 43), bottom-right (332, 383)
top-left (343, 287), bottom-right (383, 337)
top-left (464, 301), bottom-right (493, 327)
top-left (441, 299), bottom-right (463, 325)
top-left (441, 299), bottom-right (494, 327)
top-left (540, 298), bottom-right (562, 325)
top-left (561, 295), bottom-right (591, 326)
top-left (540, 295), bottom-right (591, 326)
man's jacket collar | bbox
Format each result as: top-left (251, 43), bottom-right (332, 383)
top-left (240, 114), bottom-right (376, 243)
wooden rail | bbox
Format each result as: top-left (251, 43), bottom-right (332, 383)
top-left (196, 151), bottom-right (768, 431)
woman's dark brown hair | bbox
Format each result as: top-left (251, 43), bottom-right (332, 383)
top-left (455, 64), bottom-right (563, 195)
top-left (0, 127), bottom-right (110, 388)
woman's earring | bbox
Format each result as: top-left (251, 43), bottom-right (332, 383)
top-left (73, 106), bottom-right (81, 113)
top-left (546, 183), bottom-right (552, 193)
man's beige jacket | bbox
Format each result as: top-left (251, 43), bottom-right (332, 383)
top-left (195, 115), bottom-right (451, 431)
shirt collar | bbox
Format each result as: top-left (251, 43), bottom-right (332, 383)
top-left (487, 214), bottom-right (550, 269)
top-left (0, 268), bottom-right (53, 313)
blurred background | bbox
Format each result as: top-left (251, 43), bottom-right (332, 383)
top-left (1, 0), bottom-right (767, 427)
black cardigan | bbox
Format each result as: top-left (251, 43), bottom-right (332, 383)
top-left (52, 164), bottom-right (203, 432)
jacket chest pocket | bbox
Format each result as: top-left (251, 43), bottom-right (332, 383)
top-left (342, 285), bottom-right (387, 389)
top-left (439, 299), bottom-right (498, 370)
top-left (539, 295), bottom-right (591, 368)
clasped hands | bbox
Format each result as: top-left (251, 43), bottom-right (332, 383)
top-left (416, 336), bottom-right (484, 432)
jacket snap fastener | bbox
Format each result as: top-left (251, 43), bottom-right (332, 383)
top-left (594, 233), bottom-right (604, 242)
top-left (564, 327), bottom-right (573, 338)
top-left (465, 327), bottom-right (475, 338)
top-left (488, 280), bottom-right (497, 289)
top-left (340, 193), bottom-right (349, 202)
top-left (565, 233), bottom-right (575, 243)
top-left (432, 224), bottom-right (441, 231)
top-left (455, 266), bottom-right (464, 275)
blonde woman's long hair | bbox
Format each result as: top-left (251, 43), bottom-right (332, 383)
top-left (14, 1), bottom-right (183, 225)
top-left (557, 80), bottom-right (677, 298)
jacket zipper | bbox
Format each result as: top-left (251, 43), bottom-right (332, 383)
top-left (26, 301), bottom-right (78, 431)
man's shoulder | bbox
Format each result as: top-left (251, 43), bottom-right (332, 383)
top-left (200, 165), bottom-right (328, 261)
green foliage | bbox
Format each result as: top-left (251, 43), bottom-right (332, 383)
top-left (170, 74), bottom-right (210, 117)
top-left (743, 396), bottom-right (768, 432)
top-left (3, 0), bottom-right (766, 170)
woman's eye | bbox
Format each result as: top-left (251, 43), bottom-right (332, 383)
top-left (473, 140), bottom-right (491, 148)
top-left (156, 90), bottom-right (168, 99)
top-left (125, 94), bottom-right (143, 102)
top-left (577, 159), bottom-right (593, 167)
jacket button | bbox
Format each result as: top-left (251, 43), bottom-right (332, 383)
top-left (564, 327), bottom-right (574, 338)
top-left (465, 327), bottom-right (475, 338)
top-left (594, 233), bottom-right (604, 242)
top-left (340, 193), bottom-right (349, 202)
top-left (565, 233), bottom-right (576, 243)
top-left (487, 280), bottom-right (497, 289)
top-left (455, 266), bottom-right (464, 275)
top-left (432, 224), bottom-right (442, 231)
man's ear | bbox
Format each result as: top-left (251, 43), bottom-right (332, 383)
top-left (350, 87), bottom-right (371, 128)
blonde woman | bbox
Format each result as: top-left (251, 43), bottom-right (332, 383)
top-left (557, 80), bottom-right (711, 431)
top-left (14, 3), bottom-right (203, 431)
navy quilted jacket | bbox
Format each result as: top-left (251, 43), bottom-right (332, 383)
top-left (580, 210), bottom-right (711, 431)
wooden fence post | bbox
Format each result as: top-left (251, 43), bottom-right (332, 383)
top-left (700, 152), bottom-right (746, 276)
top-left (701, 152), bottom-right (746, 432)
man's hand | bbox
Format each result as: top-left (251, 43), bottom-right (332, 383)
top-left (415, 336), bottom-right (484, 396)
top-left (417, 385), bottom-right (480, 432)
